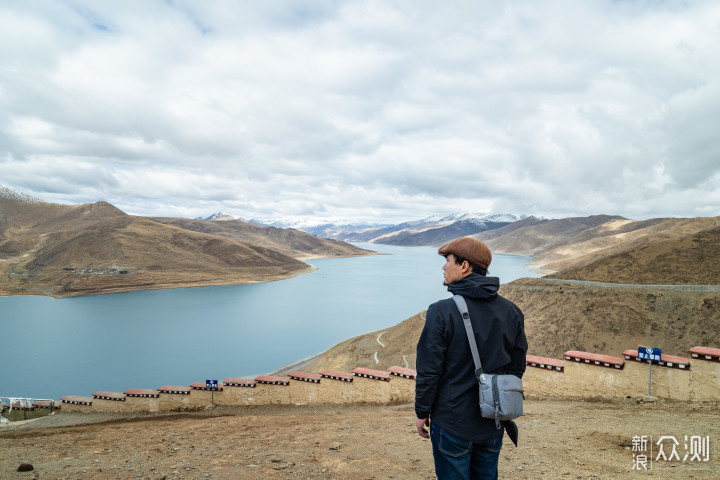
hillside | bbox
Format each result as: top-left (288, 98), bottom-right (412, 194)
top-left (0, 187), bottom-right (373, 297)
top-left (474, 215), bottom-right (720, 274)
top-left (278, 310), bottom-right (427, 375)
top-left (551, 226), bottom-right (720, 285)
top-left (377, 218), bottom-right (514, 246)
top-left (470, 214), bottom-right (621, 256)
top-left (147, 217), bottom-right (373, 260)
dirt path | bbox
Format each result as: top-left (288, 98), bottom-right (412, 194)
top-left (542, 277), bottom-right (720, 293)
top-left (373, 331), bottom-right (387, 364)
top-left (1, 398), bottom-right (718, 479)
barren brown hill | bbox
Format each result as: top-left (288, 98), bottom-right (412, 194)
top-left (534, 217), bottom-right (720, 273)
top-left (148, 217), bottom-right (374, 260)
top-left (0, 189), bottom-right (373, 297)
top-left (1, 210), bottom-right (310, 297)
top-left (552, 226), bottom-right (720, 285)
top-left (0, 198), bottom-right (126, 238)
top-left (502, 278), bottom-right (720, 358)
top-left (474, 215), bottom-right (720, 274)
top-left (463, 215), bottom-right (549, 243)
top-left (472, 214), bottom-right (622, 256)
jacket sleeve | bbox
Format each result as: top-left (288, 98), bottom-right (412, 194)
top-left (506, 306), bottom-right (527, 378)
top-left (415, 303), bottom-right (448, 419)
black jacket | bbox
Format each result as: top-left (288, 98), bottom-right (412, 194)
top-left (415, 273), bottom-right (527, 441)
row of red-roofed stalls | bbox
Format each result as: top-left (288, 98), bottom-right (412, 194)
top-left (58, 347), bottom-right (720, 413)
top-left (59, 366), bottom-right (418, 413)
top-left (0, 400), bottom-right (59, 412)
top-left (523, 346), bottom-right (720, 401)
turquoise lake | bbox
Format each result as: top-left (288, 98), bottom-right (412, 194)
top-left (0, 243), bottom-right (541, 400)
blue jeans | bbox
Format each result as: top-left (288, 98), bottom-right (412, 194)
top-left (430, 424), bottom-right (503, 480)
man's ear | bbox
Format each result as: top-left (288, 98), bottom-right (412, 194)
top-left (462, 260), bottom-right (471, 273)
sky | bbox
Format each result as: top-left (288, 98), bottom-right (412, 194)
top-left (1, 0), bottom-right (719, 224)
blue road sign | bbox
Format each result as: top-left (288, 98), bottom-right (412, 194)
top-left (206, 379), bottom-right (218, 389)
top-left (638, 347), bottom-right (661, 362)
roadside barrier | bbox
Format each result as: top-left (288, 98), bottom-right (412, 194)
top-left (523, 345), bottom-right (719, 401)
top-left (6, 345), bottom-right (718, 417)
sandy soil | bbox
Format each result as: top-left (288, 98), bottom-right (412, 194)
top-left (1, 398), bottom-right (718, 479)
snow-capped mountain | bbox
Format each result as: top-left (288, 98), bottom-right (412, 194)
top-left (347, 213), bottom-right (524, 246)
top-left (192, 211), bottom-right (525, 246)
top-left (413, 213), bottom-right (520, 227)
top-left (0, 184), bottom-right (44, 205)
top-left (267, 213), bottom-right (525, 245)
top-left (196, 212), bottom-right (237, 221)
top-left (449, 213), bottom-right (520, 224)
top-left (246, 217), bottom-right (392, 238)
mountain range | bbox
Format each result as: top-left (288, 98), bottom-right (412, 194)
top-left (206, 212), bottom-right (524, 246)
top-left (0, 186), bottom-right (373, 297)
top-left (4, 182), bottom-right (720, 298)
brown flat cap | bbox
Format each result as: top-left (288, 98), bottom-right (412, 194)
top-left (438, 237), bottom-right (492, 269)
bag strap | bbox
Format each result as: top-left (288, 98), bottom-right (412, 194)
top-left (452, 295), bottom-right (484, 376)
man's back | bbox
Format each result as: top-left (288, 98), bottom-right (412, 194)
top-left (415, 273), bottom-right (527, 442)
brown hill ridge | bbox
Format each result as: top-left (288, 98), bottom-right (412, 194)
top-left (552, 226), bottom-right (720, 285)
top-left (0, 188), bottom-right (374, 297)
top-left (148, 216), bottom-right (369, 260)
top-left (473, 214), bottom-right (720, 281)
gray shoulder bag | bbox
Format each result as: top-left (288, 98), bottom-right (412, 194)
top-left (453, 295), bottom-right (524, 429)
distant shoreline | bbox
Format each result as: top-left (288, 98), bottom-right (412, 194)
top-left (270, 352), bottom-right (323, 376)
top-left (0, 265), bottom-right (320, 299)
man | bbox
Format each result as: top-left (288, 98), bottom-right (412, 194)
top-left (415, 236), bottom-right (527, 480)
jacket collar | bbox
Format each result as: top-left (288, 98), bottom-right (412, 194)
top-left (447, 273), bottom-right (499, 301)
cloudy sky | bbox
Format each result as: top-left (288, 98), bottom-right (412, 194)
top-left (1, 1), bottom-right (719, 224)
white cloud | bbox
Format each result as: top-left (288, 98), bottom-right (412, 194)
top-left (1, 0), bottom-right (719, 223)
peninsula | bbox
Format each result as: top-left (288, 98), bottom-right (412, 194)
top-left (0, 186), bottom-right (374, 298)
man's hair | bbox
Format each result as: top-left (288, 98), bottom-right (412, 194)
top-left (452, 255), bottom-right (488, 276)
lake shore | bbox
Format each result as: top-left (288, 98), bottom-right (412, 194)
top-left (0, 265), bottom-right (319, 299)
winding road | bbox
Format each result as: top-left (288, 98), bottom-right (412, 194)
top-left (372, 311), bottom-right (428, 368)
top-left (373, 331), bottom-right (387, 364)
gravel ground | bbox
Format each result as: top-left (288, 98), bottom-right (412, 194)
top-left (1, 398), bottom-right (719, 479)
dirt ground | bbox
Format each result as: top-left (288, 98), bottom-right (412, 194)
top-left (1, 397), bottom-right (718, 480)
